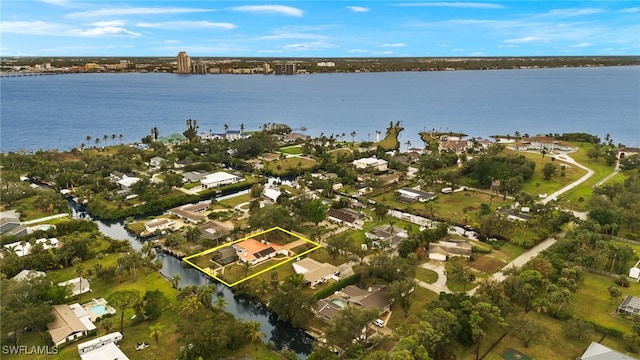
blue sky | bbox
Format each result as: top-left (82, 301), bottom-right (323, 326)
top-left (1, 1), bottom-right (639, 57)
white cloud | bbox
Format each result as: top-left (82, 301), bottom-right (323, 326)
top-left (282, 40), bottom-right (337, 51)
top-left (381, 43), bottom-right (407, 48)
top-left (261, 32), bottom-right (327, 40)
top-left (542, 8), bottom-right (603, 17)
top-left (346, 6), bottom-right (369, 12)
top-left (137, 21), bottom-right (237, 30)
top-left (620, 7), bottom-right (640, 13)
top-left (504, 36), bottom-right (543, 44)
top-left (39, 0), bottom-right (74, 7)
top-left (373, 51), bottom-right (393, 55)
top-left (396, 2), bottom-right (504, 9)
top-left (471, 52), bottom-right (486, 56)
top-left (570, 42), bottom-right (593, 48)
top-left (257, 49), bottom-right (284, 53)
top-left (66, 21), bottom-right (141, 37)
top-left (347, 49), bottom-right (369, 53)
top-left (67, 7), bottom-right (213, 18)
top-left (1, 21), bottom-right (68, 35)
top-left (230, 5), bottom-right (303, 17)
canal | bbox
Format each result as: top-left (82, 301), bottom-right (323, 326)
top-left (71, 204), bottom-right (313, 358)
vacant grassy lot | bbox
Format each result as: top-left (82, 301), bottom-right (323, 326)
top-left (263, 156), bottom-right (318, 176)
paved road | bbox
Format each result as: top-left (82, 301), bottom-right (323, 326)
top-left (540, 151), bottom-right (594, 204)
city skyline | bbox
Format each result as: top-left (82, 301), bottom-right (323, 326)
top-left (1, 1), bottom-right (639, 57)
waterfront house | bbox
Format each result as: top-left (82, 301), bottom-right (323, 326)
top-left (515, 136), bottom-right (575, 152)
top-left (292, 258), bottom-right (340, 287)
top-left (198, 221), bottom-right (231, 244)
top-left (48, 304), bottom-right (96, 346)
top-left (3, 237), bottom-right (59, 257)
top-left (233, 238), bottom-right (288, 266)
top-left (168, 201), bottom-right (210, 223)
top-left (144, 218), bottom-right (175, 234)
top-left (263, 187), bottom-right (282, 202)
top-left (213, 247), bottom-right (239, 265)
top-left (439, 140), bottom-right (471, 153)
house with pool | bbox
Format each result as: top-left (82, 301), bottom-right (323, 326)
top-left (316, 284), bottom-right (392, 321)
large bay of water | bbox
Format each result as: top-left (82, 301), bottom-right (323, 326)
top-left (1, 66), bottom-right (639, 153)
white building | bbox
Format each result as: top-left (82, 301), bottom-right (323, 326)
top-left (352, 157), bottom-right (388, 171)
top-left (59, 277), bottom-right (91, 297)
top-left (144, 218), bottom-right (175, 233)
top-left (292, 258), bottom-right (340, 287)
top-left (117, 176), bottom-right (140, 190)
top-left (78, 332), bottom-right (123, 355)
top-left (201, 172), bottom-right (243, 189)
top-left (3, 237), bottom-right (59, 257)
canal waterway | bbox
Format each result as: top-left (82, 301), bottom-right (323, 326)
top-left (70, 204), bottom-right (313, 358)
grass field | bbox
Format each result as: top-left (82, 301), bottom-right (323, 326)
top-left (279, 145), bottom-right (304, 155)
top-left (262, 156), bottom-right (318, 176)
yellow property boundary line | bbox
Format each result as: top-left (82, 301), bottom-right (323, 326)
top-left (183, 226), bottom-right (321, 287)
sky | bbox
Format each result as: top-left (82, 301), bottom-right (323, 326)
top-left (1, 1), bottom-right (639, 57)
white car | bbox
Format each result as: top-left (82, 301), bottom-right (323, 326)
top-left (373, 319), bottom-right (385, 328)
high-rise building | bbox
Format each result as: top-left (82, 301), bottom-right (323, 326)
top-left (176, 51), bottom-right (190, 74)
top-left (273, 61), bottom-right (297, 75)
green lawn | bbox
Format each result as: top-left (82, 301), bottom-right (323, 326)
top-left (262, 157), bottom-right (318, 176)
top-left (415, 267), bottom-right (438, 284)
top-left (279, 145), bottom-right (304, 155)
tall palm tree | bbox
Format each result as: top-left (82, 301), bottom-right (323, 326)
top-left (119, 134), bottom-right (124, 143)
top-left (246, 321), bottom-right (265, 350)
top-left (103, 134), bottom-right (109, 144)
top-left (198, 284), bottom-right (216, 309)
top-left (171, 274), bottom-right (181, 289)
top-left (350, 131), bottom-right (356, 144)
top-left (86, 135), bottom-right (92, 144)
top-left (111, 134), bottom-right (116, 145)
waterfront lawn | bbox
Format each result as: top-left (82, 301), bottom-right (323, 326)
top-left (374, 126), bottom-right (402, 151)
top-left (218, 192), bottom-right (252, 208)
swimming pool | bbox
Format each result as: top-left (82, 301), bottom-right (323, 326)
top-left (331, 299), bottom-right (347, 308)
top-left (88, 304), bottom-right (110, 316)
top-left (33, 224), bottom-right (55, 231)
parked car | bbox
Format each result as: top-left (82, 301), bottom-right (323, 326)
top-left (373, 319), bottom-right (385, 328)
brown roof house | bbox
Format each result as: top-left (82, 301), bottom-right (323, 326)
top-left (48, 304), bottom-right (97, 346)
top-left (292, 258), bottom-right (340, 287)
top-left (233, 238), bottom-right (288, 266)
top-left (326, 208), bottom-right (366, 229)
top-left (316, 285), bottom-right (392, 321)
top-left (428, 239), bottom-right (472, 261)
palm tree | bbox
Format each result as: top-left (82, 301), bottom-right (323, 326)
top-left (350, 131), bottom-right (356, 144)
top-left (198, 284), bottom-right (216, 308)
top-left (224, 123), bottom-right (229, 133)
top-left (171, 274), bottom-right (181, 289)
top-left (86, 135), bottom-right (92, 144)
top-left (72, 257), bottom-right (84, 289)
top-left (215, 296), bottom-right (227, 311)
top-left (405, 140), bottom-right (412, 152)
top-left (246, 321), bottom-right (265, 350)
top-left (119, 134), bottom-right (124, 143)
top-left (240, 123), bottom-right (245, 133)
top-left (111, 134), bottom-right (116, 145)
top-left (149, 323), bottom-right (166, 344)
top-left (95, 138), bottom-right (100, 146)
top-left (103, 134), bottom-right (109, 144)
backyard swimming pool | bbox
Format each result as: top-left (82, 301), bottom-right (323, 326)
top-left (331, 298), bottom-right (347, 308)
top-left (88, 304), bottom-right (110, 316)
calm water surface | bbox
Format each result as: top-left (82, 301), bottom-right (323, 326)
top-left (2, 66), bottom-right (638, 152)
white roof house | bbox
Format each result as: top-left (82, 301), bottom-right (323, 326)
top-left (292, 258), bottom-right (340, 287)
top-left (201, 172), bottom-right (243, 189)
top-left (629, 260), bottom-right (640, 282)
top-left (80, 342), bottom-right (129, 360)
top-left (12, 269), bottom-right (46, 281)
top-left (579, 341), bottom-right (634, 360)
top-left (352, 157), bottom-right (388, 171)
top-left (3, 237), bottom-right (59, 257)
top-left (59, 277), bottom-right (91, 297)
top-left (117, 176), bottom-right (140, 189)
top-left (263, 187), bottom-right (282, 202)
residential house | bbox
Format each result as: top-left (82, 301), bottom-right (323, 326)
top-left (149, 156), bottom-right (166, 168)
top-left (213, 247), bottom-right (239, 265)
top-left (377, 174), bottom-right (400, 185)
top-left (292, 258), bottom-right (340, 287)
top-left (366, 225), bottom-right (408, 249)
top-left (181, 170), bottom-right (211, 183)
top-left (232, 239), bottom-right (288, 266)
top-left (48, 304), bottom-right (96, 346)
top-left (198, 221), bottom-right (231, 244)
top-left (439, 140), bottom-right (470, 153)
top-left (282, 133), bottom-right (310, 143)
top-left (579, 342), bottom-right (634, 360)
top-left (263, 187), bottom-right (282, 202)
top-left (316, 285), bottom-right (392, 321)
top-left (201, 172), bottom-right (243, 189)
top-left (3, 237), bottom-right (60, 257)
top-left (352, 157), bottom-right (388, 172)
top-left (617, 295), bottom-right (640, 316)
top-left (156, 133), bottom-right (188, 145)
top-left (326, 208), bottom-right (366, 229)
top-left (617, 147), bottom-right (640, 160)
top-left (12, 269), bottom-right (45, 281)
top-left (117, 175), bottom-right (140, 190)
top-left (515, 136), bottom-right (575, 152)
top-left (428, 239), bottom-right (472, 261)
top-left (144, 218), bottom-right (175, 234)
top-left (173, 158), bottom-right (194, 169)
top-left (0, 217), bottom-right (30, 238)
top-left (168, 201), bottom-right (210, 223)
top-left (396, 187), bottom-right (436, 203)
top-left (59, 277), bottom-right (91, 297)
top-left (629, 260), bottom-right (640, 282)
